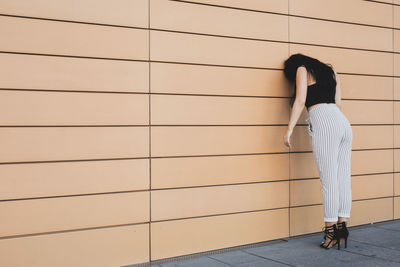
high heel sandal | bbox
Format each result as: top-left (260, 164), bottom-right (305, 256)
top-left (320, 224), bottom-right (340, 249)
top-left (337, 221), bottom-right (349, 248)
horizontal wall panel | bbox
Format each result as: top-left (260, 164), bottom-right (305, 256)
top-left (291, 125), bottom-right (312, 152)
top-left (396, 5), bottom-right (400, 28)
top-left (0, 159), bottom-right (149, 200)
top-left (394, 173), bottom-right (400, 196)
top-left (290, 16), bottom-right (392, 51)
top-left (0, 16), bottom-right (148, 59)
top-left (151, 0), bottom-right (288, 41)
top-left (396, 197), bottom-right (400, 219)
top-left (0, 224), bottom-right (149, 267)
top-left (0, 90), bottom-right (148, 125)
top-left (395, 149), bottom-right (400, 172)
top-left (0, 0), bottom-right (148, 27)
top-left (151, 208), bottom-right (289, 260)
top-left (290, 179), bottom-right (321, 206)
top-left (395, 102), bottom-right (400, 124)
top-left (151, 62), bottom-right (291, 97)
top-left (395, 78), bottom-right (400, 100)
top-left (289, 205), bottom-right (324, 236)
top-left (352, 125), bottom-right (394, 149)
top-left (0, 53), bottom-right (149, 93)
top-left (395, 54), bottom-right (400, 76)
top-left (395, 125), bottom-right (400, 148)
top-left (0, 192), bottom-right (149, 237)
top-left (352, 149), bottom-right (393, 175)
top-left (291, 149), bottom-right (393, 179)
top-left (289, 0), bottom-right (393, 28)
top-left (292, 125), bottom-right (394, 152)
top-left (352, 173), bottom-right (394, 200)
top-left (290, 44), bottom-right (393, 76)
top-left (340, 75), bottom-right (393, 100)
top-left (151, 154), bottom-right (289, 189)
top-left (151, 95), bottom-right (289, 125)
top-left (290, 198), bottom-right (393, 236)
top-left (151, 181), bottom-right (289, 221)
top-left (291, 123), bottom-right (393, 152)
top-left (0, 127), bottom-right (149, 163)
top-left (350, 197), bottom-right (393, 226)
top-left (289, 152), bottom-right (319, 179)
top-left (290, 174), bottom-right (393, 207)
top-left (181, 0), bottom-right (288, 13)
top-left (151, 31), bottom-right (288, 68)
top-left (151, 126), bottom-right (288, 157)
top-left (395, 30), bottom-right (400, 52)
top-left (342, 100), bottom-right (393, 124)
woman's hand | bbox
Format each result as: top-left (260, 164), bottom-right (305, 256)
top-left (284, 128), bottom-right (293, 149)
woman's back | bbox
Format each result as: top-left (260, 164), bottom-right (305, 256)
top-left (305, 81), bottom-right (336, 111)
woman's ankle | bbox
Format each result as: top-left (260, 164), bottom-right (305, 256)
top-left (325, 221), bottom-right (337, 227)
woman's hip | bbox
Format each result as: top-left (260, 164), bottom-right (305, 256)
top-left (306, 104), bottom-right (350, 135)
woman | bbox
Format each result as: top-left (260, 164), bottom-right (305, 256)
top-left (283, 53), bottom-right (352, 250)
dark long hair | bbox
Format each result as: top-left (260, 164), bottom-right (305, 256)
top-left (283, 53), bottom-right (337, 107)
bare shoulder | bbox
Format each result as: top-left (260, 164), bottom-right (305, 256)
top-left (296, 65), bottom-right (307, 76)
top-left (297, 65), bottom-right (307, 72)
top-left (331, 66), bottom-right (338, 76)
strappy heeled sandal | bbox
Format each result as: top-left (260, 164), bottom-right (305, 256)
top-left (320, 224), bottom-right (340, 249)
top-left (337, 221), bottom-right (349, 248)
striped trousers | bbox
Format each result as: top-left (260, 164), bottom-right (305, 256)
top-left (305, 103), bottom-right (353, 222)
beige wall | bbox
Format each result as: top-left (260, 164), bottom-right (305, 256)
top-left (0, 0), bottom-right (399, 266)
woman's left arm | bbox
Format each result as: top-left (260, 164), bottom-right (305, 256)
top-left (284, 66), bottom-right (308, 148)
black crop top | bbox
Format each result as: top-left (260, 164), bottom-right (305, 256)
top-left (305, 82), bottom-right (336, 109)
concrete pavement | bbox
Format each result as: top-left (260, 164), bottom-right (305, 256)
top-left (127, 219), bottom-right (400, 267)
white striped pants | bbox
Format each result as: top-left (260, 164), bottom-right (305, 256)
top-left (305, 103), bottom-right (353, 222)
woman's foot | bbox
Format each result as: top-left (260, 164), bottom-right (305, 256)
top-left (321, 237), bottom-right (337, 248)
top-left (320, 223), bottom-right (339, 249)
